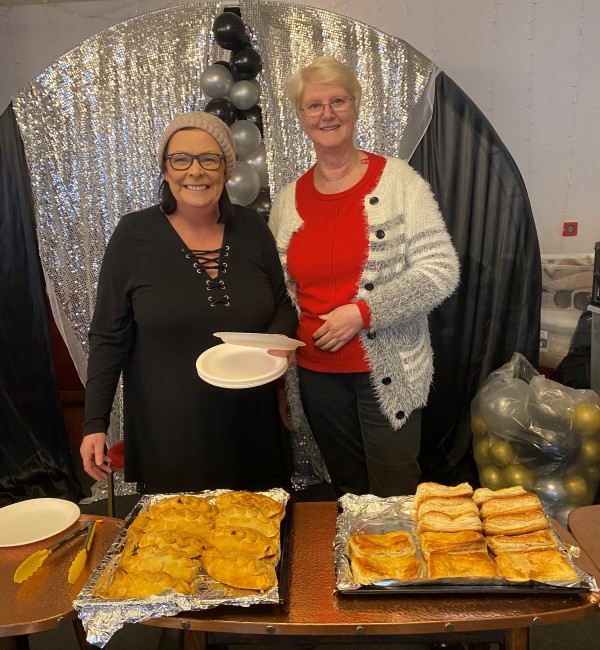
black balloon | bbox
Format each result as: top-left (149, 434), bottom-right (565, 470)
top-left (212, 12), bottom-right (246, 50)
top-left (249, 188), bottom-right (272, 221)
top-left (214, 60), bottom-right (232, 72)
top-left (237, 104), bottom-right (263, 136)
top-left (230, 45), bottom-right (262, 81)
top-left (204, 98), bottom-right (237, 126)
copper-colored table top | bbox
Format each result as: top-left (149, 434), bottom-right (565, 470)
top-left (145, 501), bottom-right (600, 637)
top-left (568, 505), bottom-right (600, 575)
top-left (0, 513), bottom-right (122, 637)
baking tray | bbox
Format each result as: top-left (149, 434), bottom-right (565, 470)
top-left (75, 488), bottom-right (290, 647)
top-left (334, 493), bottom-right (598, 597)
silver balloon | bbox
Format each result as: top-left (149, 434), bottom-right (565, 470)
top-left (200, 64), bottom-right (234, 99)
top-left (532, 478), bottom-right (567, 506)
top-left (230, 80), bottom-right (260, 110)
top-left (226, 161), bottom-right (261, 206)
top-left (230, 120), bottom-right (262, 156)
top-left (240, 142), bottom-right (269, 185)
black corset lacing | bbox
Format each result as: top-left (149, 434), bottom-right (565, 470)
top-left (184, 246), bottom-right (230, 307)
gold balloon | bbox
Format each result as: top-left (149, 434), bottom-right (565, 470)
top-left (479, 465), bottom-right (503, 489)
top-left (564, 474), bottom-right (590, 504)
top-left (473, 437), bottom-right (491, 466)
top-left (572, 402), bottom-right (600, 436)
top-left (502, 464), bottom-right (533, 489)
top-left (580, 438), bottom-right (600, 466)
top-left (489, 440), bottom-right (515, 467)
top-left (471, 412), bottom-right (488, 436)
top-left (582, 463), bottom-right (600, 485)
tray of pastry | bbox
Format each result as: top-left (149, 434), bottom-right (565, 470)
top-left (335, 483), bottom-right (597, 595)
top-left (74, 488), bottom-right (290, 647)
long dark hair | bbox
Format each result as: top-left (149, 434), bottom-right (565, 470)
top-left (158, 178), bottom-right (234, 224)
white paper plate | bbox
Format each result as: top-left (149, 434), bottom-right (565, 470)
top-left (0, 498), bottom-right (81, 547)
top-left (197, 343), bottom-right (287, 388)
top-left (213, 332), bottom-right (305, 350)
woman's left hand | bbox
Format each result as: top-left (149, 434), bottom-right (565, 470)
top-left (314, 304), bottom-right (363, 352)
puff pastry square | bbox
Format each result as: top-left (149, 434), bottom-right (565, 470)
top-left (348, 530), bottom-right (415, 558)
top-left (486, 529), bottom-right (558, 555)
top-left (494, 549), bottom-right (579, 582)
top-left (419, 531), bottom-right (487, 560)
top-left (417, 511), bottom-right (483, 534)
top-left (428, 550), bottom-right (497, 580)
top-left (417, 497), bottom-right (479, 521)
top-left (483, 509), bottom-right (548, 536)
top-left (480, 493), bottom-right (543, 519)
top-left (472, 485), bottom-right (527, 506)
top-left (349, 552), bottom-right (423, 585)
top-left (414, 482), bottom-right (473, 510)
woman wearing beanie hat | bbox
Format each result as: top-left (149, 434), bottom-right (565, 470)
top-left (80, 111), bottom-right (297, 493)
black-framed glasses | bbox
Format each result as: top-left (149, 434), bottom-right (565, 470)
top-left (165, 152), bottom-right (225, 171)
top-left (300, 96), bottom-right (355, 117)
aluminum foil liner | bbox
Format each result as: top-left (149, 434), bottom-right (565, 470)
top-left (335, 493), bottom-right (597, 593)
top-left (74, 488), bottom-right (289, 647)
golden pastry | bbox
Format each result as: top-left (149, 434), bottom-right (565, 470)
top-left (203, 524), bottom-right (278, 558)
top-left (349, 552), bottom-right (423, 585)
top-left (202, 547), bottom-right (277, 591)
top-left (417, 497), bottom-right (479, 520)
top-left (413, 482), bottom-right (473, 510)
top-left (347, 530), bottom-right (415, 558)
top-left (428, 550), bottom-right (497, 580)
top-left (494, 549), bottom-right (579, 582)
top-left (214, 491), bottom-right (284, 520)
top-left (214, 506), bottom-right (280, 538)
top-left (416, 511), bottom-right (483, 534)
top-left (479, 492), bottom-right (542, 519)
top-left (483, 509), bottom-right (547, 536)
top-left (418, 531), bottom-right (487, 561)
top-left (472, 485), bottom-right (527, 506)
top-left (485, 529), bottom-right (558, 554)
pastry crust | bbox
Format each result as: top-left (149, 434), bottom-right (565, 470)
top-left (202, 547), bottom-right (277, 591)
top-left (480, 493), bottom-right (542, 519)
top-left (214, 506), bottom-right (281, 538)
top-left (417, 497), bottom-right (479, 520)
top-left (414, 482), bottom-right (473, 510)
top-left (495, 550), bottom-right (579, 582)
top-left (214, 491), bottom-right (284, 520)
top-left (119, 545), bottom-right (201, 583)
top-left (107, 568), bottom-right (197, 599)
top-left (348, 531), bottom-right (415, 558)
top-left (483, 509), bottom-right (548, 536)
top-left (349, 552), bottom-right (423, 585)
top-left (486, 529), bottom-right (558, 555)
top-left (417, 511), bottom-right (483, 534)
top-left (428, 550), bottom-right (497, 580)
top-left (419, 531), bottom-right (487, 560)
top-left (472, 485), bottom-right (527, 506)
top-left (203, 524), bottom-right (278, 558)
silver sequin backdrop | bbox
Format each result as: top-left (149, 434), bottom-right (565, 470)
top-left (12, 0), bottom-right (436, 487)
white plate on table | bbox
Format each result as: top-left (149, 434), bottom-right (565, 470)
top-left (197, 343), bottom-right (288, 389)
top-left (0, 498), bottom-right (80, 547)
top-left (214, 332), bottom-right (305, 350)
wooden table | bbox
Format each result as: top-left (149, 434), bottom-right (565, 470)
top-left (0, 513), bottom-right (122, 650)
top-left (569, 504), bottom-right (600, 576)
top-left (145, 501), bottom-right (600, 650)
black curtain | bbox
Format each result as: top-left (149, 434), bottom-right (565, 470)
top-left (0, 104), bottom-right (82, 505)
top-left (410, 72), bottom-right (542, 482)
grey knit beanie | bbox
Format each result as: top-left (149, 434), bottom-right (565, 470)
top-left (157, 111), bottom-right (236, 180)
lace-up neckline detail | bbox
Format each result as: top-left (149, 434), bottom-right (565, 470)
top-left (183, 245), bottom-right (230, 306)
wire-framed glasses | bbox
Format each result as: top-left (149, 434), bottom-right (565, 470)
top-left (300, 96), bottom-right (355, 117)
top-left (165, 152), bottom-right (225, 171)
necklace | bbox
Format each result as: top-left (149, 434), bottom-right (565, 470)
top-left (316, 151), bottom-right (362, 193)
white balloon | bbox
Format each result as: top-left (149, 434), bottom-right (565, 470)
top-left (240, 142), bottom-right (269, 185)
top-left (230, 80), bottom-right (260, 110)
top-left (200, 64), bottom-right (234, 99)
top-left (230, 120), bottom-right (262, 156)
top-left (226, 161), bottom-right (261, 205)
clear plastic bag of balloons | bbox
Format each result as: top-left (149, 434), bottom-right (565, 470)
top-left (471, 352), bottom-right (600, 524)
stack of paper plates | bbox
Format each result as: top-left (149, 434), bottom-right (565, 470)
top-left (196, 333), bottom-right (304, 389)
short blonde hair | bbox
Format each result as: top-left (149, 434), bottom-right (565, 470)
top-left (286, 56), bottom-right (362, 114)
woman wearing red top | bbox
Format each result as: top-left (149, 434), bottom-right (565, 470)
top-left (270, 57), bottom-right (460, 498)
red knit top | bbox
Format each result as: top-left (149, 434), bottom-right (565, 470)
top-left (287, 152), bottom-right (387, 372)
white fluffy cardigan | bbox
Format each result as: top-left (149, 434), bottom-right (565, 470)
top-left (269, 156), bottom-right (460, 431)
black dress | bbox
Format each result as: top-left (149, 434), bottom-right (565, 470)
top-left (83, 205), bottom-right (298, 493)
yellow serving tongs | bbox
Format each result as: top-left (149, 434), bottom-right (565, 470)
top-left (13, 521), bottom-right (91, 584)
top-left (67, 519), bottom-right (101, 584)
